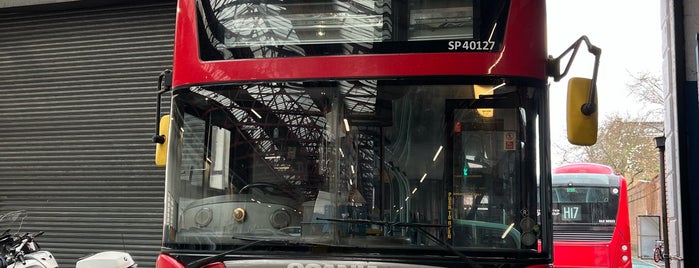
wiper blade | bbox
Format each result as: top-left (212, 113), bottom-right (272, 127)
top-left (316, 217), bottom-right (483, 268)
top-left (316, 217), bottom-right (448, 228)
top-left (187, 235), bottom-right (329, 268)
top-left (229, 234), bottom-right (306, 245)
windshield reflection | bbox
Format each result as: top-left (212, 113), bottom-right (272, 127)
top-left (163, 81), bottom-right (543, 253)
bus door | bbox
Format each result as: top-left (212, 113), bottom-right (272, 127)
top-left (444, 92), bottom-right (538, 250)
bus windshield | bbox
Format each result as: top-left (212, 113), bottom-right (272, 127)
top-left (552, 173), bottom-right (620, 225)
top-left (162, 79), bottom-right (545, 255)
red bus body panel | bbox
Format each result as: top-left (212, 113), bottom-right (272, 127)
top-left (552, 242), bottom-right (614, 267)
top-left (552, 163), bottom-right (632, 268)
top-left (155, 253), bottom-right (185, 268)
top-left (171, 0), bottom-right (548, 89)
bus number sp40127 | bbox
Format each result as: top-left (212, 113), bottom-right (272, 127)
top-left (448, 40), bottom-right (496, 51)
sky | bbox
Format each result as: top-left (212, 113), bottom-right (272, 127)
top-left (545, 0), bottom-right (663, 165)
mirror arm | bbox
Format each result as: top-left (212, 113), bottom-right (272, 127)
top-left (547, 35), bottom-right (602, 116)
top-left (153, 69), bottom-right (172, 144)
top-left (581, 52), bottom-right (601, 115)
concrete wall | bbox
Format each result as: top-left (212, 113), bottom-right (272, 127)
top-left (660, 0), bottom-right (699, 266)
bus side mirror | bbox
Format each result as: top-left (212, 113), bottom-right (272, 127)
top-left (155, 115), bottom-right (170, 167)
top-left (566, 77), bottom-right (598, 146)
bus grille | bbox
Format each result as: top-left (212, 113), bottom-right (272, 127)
top-left (554, 224), bottom-right (614, 242)
top-left (554, 232), bottom-right (613, 241)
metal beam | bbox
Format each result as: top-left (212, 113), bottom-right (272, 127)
top-left (0, 0), bottom-right (79, 8)
top-left (0, 0), bottom-right (161, 12)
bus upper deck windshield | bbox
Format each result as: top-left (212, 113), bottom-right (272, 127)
top-left (197, 0), bottom-right (509, 59)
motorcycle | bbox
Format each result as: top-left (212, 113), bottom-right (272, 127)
top-left (0, 210), bottom-right (54, 268)
top-left (0, 230), bottom-right (57, 268)
top-left (0, 210), bottom-right (136, 268)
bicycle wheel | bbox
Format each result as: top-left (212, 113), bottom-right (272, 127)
top-left (654, 247), bottom-right (661, 262)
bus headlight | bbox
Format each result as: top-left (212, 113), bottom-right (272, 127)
top-left (621, 245), bottom-right (629, 251)
top-left (622, 255), bottom-right (629, 262)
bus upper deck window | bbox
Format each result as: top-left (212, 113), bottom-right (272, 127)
top-left (408, 0), bottom-right (474, 40)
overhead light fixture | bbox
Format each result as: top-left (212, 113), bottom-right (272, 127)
top-left (343, 118), bottom-right (351, 132)
top-left (251, 108), bottom-right (262, 119)
top-left (501, 223), bottom-right (515, 239)
top-left (491, 82), bottom-right (506, 91)
top-left (432, 146), bottom-right (443, 162)
top-left (487, 23), bottom-right (498, 41)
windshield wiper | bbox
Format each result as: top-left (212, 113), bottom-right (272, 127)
top-left (186, 235), bottom-right (328, 268)
top-left (187, 218), bottom-right (484, 268)
top-left (316, 217), bottom-right (484, 268)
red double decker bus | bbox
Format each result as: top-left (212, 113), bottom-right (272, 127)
top-left (152, 1), bottom-right (600, 267)
top-left (551, 163), bottom-right (632, 267)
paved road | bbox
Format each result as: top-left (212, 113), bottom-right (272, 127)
top-left (633, 258), bottom-right (663, 267)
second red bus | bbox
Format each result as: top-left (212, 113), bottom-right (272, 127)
top-left (551, 163), bottom-right (631, 267)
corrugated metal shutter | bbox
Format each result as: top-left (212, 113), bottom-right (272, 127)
top-left (0, 2), bottom-right (175, 267)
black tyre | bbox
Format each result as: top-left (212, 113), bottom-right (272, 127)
top-left (653, 247), bottom-right (662, 262)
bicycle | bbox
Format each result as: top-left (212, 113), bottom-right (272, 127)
top-left (653, 240), bottom-right (664, 263)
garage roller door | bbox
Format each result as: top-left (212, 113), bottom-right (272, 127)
top-left (0, 1), bottom-right (175, 267)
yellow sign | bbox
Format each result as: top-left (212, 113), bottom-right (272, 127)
top-left (473, 85), bottom-right (494, 117)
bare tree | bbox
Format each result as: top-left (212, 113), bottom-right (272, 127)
top-left (577, 113), bottom-right (660, 184)
top-left (626, 71), bottom-right (664, 121)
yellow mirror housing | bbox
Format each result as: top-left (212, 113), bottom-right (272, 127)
top-left (566, 77), bottom-right (598, 146)
top-left (155, 115), bottom-right (170, 167)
